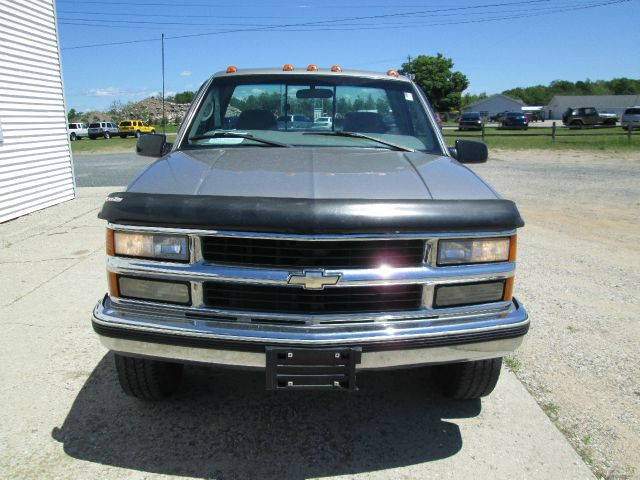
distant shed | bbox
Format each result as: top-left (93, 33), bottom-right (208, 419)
top-left (462, 94), bottom-right (526, 118)
top-left (546, 95), bottom-right (640, 120)
top-left (0, 0), bottom-right (75, 223)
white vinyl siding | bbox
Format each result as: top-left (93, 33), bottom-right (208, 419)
top-left (0, 0), bottom-right (74, 223)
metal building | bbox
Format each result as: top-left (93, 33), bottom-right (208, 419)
top-left (0, 0), bottom-right (75, 223)
top-left (462, 94), bottom-right (526, 119)
top-left (546, 95), bottom-right (640, 120)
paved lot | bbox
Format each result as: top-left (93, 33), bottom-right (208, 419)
top-left (0, 152), bottom-right (599, 479)
top-left (73, 152), bottom-right (153, 187)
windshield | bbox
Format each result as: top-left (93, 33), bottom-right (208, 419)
top-left (461, 113), bottom-right (480, 119)
top-left (182, 74), bottom-right (441, 153)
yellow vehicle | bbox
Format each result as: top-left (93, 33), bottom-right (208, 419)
top-left (118, 120), bottom-right (155, 138)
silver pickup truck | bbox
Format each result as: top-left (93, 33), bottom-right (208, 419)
top-left (93, 66), bottom-right (528, 401)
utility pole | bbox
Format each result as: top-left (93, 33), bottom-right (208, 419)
top-left (161, 33), bottom-right (165, 134)
top-left (407, 55), bottom-right (413, 80)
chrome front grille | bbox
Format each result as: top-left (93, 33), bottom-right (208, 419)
top-left (200, 237), bottom-right (425, 269)
top-left (202, 282), bottom-right (423, 314)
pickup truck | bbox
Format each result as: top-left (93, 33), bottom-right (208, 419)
top-left (93, 66), bottom-right (528, 401)
top-left (562, 107), bottom-right (618, 127)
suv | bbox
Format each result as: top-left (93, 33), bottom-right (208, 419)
top-left (562, 107), bottom-right (617, 128)
top-left (458, 111), bottom-right (482, 131)
top-left (501, 112), bottom-right (529, 130)
top-left (277, 114), bottom-right (313, 130)
top-left (93, 66), bottom-right (528, 400)
top-left (68, 122), bottom-right (87, 141)
top-left (118, 120), bottom-right (156, 138)
top-left (621, 106), bottom-right (640, 130)
top-left (88, 121), bottom-right (118, 139)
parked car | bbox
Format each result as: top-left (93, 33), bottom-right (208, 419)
top-left (94, 66), bottom-right (527, 401)
top-left (458, 112), bottom-right (483, 131)
top-left (501, 112), bottom-right (529, 130)
top-left (118, 120), bottom-right (155, 138)
top-left (621, 106), bottom-right (640, 130)
top-left (562, 107), bottom-right (617, 128)
top-left (88, 121), bottom-right (119, 139)
top-left (490, 111), bottom-right (509, 123)
top-left (68, 122), bottom-right (87, 141)
top-left (313, 116), bottom-right (333, 130)
top-left (277, 114), bottom-right (313, 130)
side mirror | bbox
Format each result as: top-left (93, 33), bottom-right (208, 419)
top-left (449, 139), bottom-right (488, 163)
top-left (136, 134), bottom-right (170, 157)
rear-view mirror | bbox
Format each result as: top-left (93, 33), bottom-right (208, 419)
top-left (296, 88), bottom-right (333, 99)
top-left (449, 140), bottom-right (488, 163)
top-left (136, 134), bottom-right (169, 157)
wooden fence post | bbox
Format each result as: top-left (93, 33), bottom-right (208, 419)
top-left (628, 123), bottom-right (633, 143)
top-left (552, 121), bottom-right (556, 144)
top-left (481, 122), bottom-right (485, 141)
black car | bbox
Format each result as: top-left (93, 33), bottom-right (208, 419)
top-left (501, 112), bottom-right (528, 130)
top-left (458, 112), bottom-right (483, 131)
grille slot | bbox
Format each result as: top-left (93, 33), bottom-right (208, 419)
top-left (201, 237), bottom-right (425, 269)
top-left (203, 282), bottom-right (423, 314)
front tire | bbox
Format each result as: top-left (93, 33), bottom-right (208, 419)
top-left (115, 354), bottom-right (184, 400)
top-left (440, 358), bottom-right (502, 400)
top-left (104, 131), bottom-right (111, 139)
top-left (135, 130), bottom-right (141, 138)
top-left (69, 132), bottom-right (76, 141)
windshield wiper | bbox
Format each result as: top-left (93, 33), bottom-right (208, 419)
top-left (303, 131), bottom-right (414, 152)
top-left (189, 132), bottom-right (291, 148)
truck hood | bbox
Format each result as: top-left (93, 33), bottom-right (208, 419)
top-left (127, 147), bottom-right (499, 200)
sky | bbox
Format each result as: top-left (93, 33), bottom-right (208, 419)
top-left (56, 0), bottom-right (640, 112)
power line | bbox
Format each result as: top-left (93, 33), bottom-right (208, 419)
top-left (60, 0), bottom-right (629, 50)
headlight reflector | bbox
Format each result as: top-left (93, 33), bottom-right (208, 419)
top-left (437, 237), bottom-right (510, 265)
top-left (113, 231), bottom-right (189, 261)
top-left (118, 276), bottom-right (190, 304)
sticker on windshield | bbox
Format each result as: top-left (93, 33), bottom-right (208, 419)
top-left (404, 92), bottom-right (414, 101)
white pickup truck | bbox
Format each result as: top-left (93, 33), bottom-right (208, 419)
top-left (68, 122), bottom-right (88, 141)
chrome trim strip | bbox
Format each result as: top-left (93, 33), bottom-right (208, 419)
top-left (98, 335), bottom-right (524, 369)
top-left (107, 222), bottom-right (516, 241)
top-left (106, 256), bottom-right (515, 286)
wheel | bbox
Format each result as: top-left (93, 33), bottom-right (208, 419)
top-left (570, 120), bottom-right (583, 129)
top-left (89, 136), bottom-right (96, 140)
top-left (114, 354), bottom-right (184, 400)
top-left (104, 131), bottom-right (111, 139)
top-left (439, 358), bottom-right (502, 400)
top-left (120, 135), bottom-right (126, 138)
top-left (135, 130), bottom-right (141, 138)
top-left (151, 129), bottom-right (156, 134)
top-left (69, 132), bottom-right (76, 141)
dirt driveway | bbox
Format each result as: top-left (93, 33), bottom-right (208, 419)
top-left (472, 149), bottom-right (640, 479)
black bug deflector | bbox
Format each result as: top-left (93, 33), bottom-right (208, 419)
top-left (98, 192), bottom-right (525, 234)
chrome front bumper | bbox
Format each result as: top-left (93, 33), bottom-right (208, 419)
top-left (93, 296), bottom-right (528, 370)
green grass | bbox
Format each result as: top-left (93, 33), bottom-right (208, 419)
top-left (443, 126), bottom-right (640, 151)
top-left (504, 355), bottom-right (522, 373)
top-left (71, 125), bottom-right (179, 154)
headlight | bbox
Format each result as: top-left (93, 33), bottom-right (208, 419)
top-left (437, 237), bottom-right (512, 265)
top-left (112, 230), bottom-right (189, 261)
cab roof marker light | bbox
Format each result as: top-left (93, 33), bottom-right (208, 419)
top-left (307, 64), bottom-right (318, 71)
top-left (387, 69), bottom-right (399, 77)
top-left (283, 64), bottom-right (294, 71)
top-left (226, 66), bottom-right (237, 73)
top-left (331, 65), bottom-right (342, 72)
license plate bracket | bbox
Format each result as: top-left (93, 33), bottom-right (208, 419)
top-left (266, 347), bottom-right (362, 391)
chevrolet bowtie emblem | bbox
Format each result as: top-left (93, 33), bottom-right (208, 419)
top-left (287, 270), bottom-right (342, 290)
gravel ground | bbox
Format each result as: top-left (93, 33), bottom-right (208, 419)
top-left (471, 149), bottom-right (640, 479)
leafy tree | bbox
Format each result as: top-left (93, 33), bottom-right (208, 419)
top-left (67, 108), bottom-right (80, 122)
top-left (461, 92), bottom-right (488, 108)
top-left (170, 91), bottom-right (196, 104)
top-left (399, 53), bottom-right (469, 112)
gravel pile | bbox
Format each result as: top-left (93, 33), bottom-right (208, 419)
top-left (471, 149), bottom-right (640, 479)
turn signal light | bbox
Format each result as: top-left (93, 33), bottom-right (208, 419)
top-left (387, 69), bottom-right (399, 77)
top-left (307, 64), bottom-right (318, 71)
top-left (331, 65), bottom-right (342, 72)
top-left (226, 65), bottom-right (237, 73)
top-left (283, 64), bottom-right (294, 71)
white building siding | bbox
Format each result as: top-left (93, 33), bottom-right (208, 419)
top-left (546, 95), bottom-right (640, 120)
top-left (462, 94), bottom-right (526, 118)
top-left (0, 0), bottom-right (74, 223)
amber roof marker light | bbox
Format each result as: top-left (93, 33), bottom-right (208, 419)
top-left (307, 64), bottom-right (318, 71)
top-left (387, 69), bottom-right (399, 77)
top-left (331, 65), bottom-right (342, 72)
top-left (226, 65), bottom-right (237, 73)
top-left (282, 64), bottom-right (294, 71)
